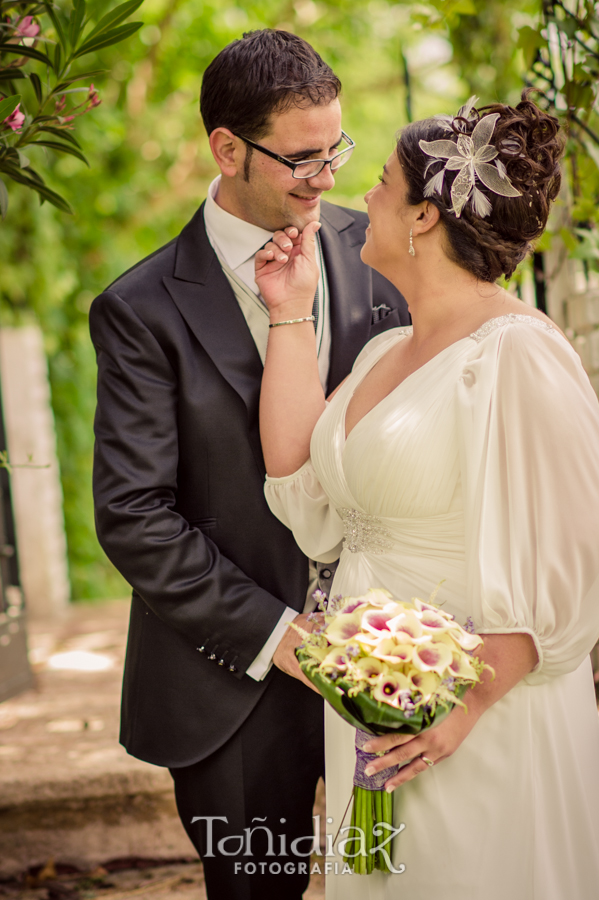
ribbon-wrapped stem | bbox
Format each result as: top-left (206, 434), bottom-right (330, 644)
top-left (343, 729), bottom-right (400, 874)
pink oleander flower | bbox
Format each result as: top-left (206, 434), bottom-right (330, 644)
top-left (16, 16), bottom-right (40, 38)
top-left (3, 103), bottom-right (25, 132)
top-left (87, 84), bottom-right (101, 109)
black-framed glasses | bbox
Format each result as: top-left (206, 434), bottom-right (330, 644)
top-left (236, 131), bottom-right (355, 179)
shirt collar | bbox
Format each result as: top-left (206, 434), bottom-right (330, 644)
top-left (204, 175), bottom-right (274, 272)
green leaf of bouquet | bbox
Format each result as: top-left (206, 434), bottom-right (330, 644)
top-left (73, 21), bottom-right (143, 58)
top-left (0, 44), bottom-right (54, 67)
top-left (0, 176), bottom-right (8, 220)
top-left (54, 41), bottom-right (62, 73)
top-left (83, 0), bottom-right (144, 43)
top-left (296, 650), bottom-right (366, 731)
top-left (0, 94), bottom-right (21, 121)
top-left (29, 139), bottom-right (90, 166)
top-left (69, 0), bottom-right (87, 49)
top-left (29, 72), bottom-right (43, 105)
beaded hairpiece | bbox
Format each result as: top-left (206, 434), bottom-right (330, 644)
top-left (418, 96), bottom-right (522, 219)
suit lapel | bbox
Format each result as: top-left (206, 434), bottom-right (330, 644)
top-left (163, 204), bottom-right (265, 473)
top-left (319, 202), bottom-right (372, 391)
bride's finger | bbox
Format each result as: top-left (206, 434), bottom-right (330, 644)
top-left (384, 755), bottom-right (436, 792)
top-left (271, 230), bottom-right (295, 252)
top-left (363, 732), bottom-right (416, 754)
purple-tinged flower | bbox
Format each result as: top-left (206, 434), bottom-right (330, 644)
top-left (15, 15), bottom-right (40, 38)
top-left (346, 644), bottom-right (361, 658)
top-left (3, 103), bottom-right (24, 132)
top-left (441, 676), bottom-right (456, 691)
top-left (464, 616), bottom-right (475, 634)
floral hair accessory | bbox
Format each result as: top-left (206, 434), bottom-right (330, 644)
top-left (419, 95), bottom-right (522, 219)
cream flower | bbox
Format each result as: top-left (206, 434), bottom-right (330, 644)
top-left (372, 671), bottom-right (412, 706)
top-left (372, 638), bottom-right (414, 665)
top-left (412, 641), bottom-right (454, 675)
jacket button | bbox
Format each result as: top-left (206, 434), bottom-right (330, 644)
top-left (209, 653), bottom-right (217, 661)
top-left (197, 646), bottom-right (205, 653)
top-left (321, 569), bottom-right (331, 579)
top-left (218, 658), bottom-right (226, 666)
top-left (229, 665), bottom-right (238, 673)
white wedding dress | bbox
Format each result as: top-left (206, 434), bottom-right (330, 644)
top-left (265, 315), bottom-right (599, 900)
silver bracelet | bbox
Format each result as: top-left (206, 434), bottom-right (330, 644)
top-left (269, 316), bottom-right (315, 329)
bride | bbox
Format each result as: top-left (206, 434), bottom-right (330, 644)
top-left (256, 94), bottom-right (599, 899)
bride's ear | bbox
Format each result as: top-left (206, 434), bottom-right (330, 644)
top-left (413, 201), bottom-right (440, 236)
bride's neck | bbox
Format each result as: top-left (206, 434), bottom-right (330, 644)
top-left (390, 244), bottom-right (503, 347)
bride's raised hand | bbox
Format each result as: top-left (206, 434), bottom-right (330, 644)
top-left (255, 221), bottom-right (321, 322)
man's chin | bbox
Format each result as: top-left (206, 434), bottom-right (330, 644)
top-left (283, 198), bottom-right (321, 231)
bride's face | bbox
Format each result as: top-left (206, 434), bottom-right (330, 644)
top-left (361, 150), bottom-right (412, 276)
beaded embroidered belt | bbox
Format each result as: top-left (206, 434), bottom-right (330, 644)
top-left (337, 508), bottom-right (394, 554)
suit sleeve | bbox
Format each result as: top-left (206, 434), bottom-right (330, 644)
top-left (90, 290), bottom-right (289, 678)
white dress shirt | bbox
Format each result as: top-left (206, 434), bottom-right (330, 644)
top-left (203, 176), bottom-right (331, 680)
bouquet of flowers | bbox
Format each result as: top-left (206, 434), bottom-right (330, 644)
top-left (294, 587), bottom-right (491, 875)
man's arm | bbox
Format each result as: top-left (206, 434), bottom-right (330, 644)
top-left (91, 289), bottom-right (290, 678)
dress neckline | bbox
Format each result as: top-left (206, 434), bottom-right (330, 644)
top-left (343, 313), bottom-right (554, 442)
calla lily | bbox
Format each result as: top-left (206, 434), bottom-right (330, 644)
top-left (372, 671), bottom-right (412, 706)
top-left (319, 648), bottom-right (350, 673)
top-left (411, 670), bottom-right (442, 701)
top-left (419, 609), bottom-right (456, 633)
top-left (449, 627), bottom-right (483, 651)
top-left (449, 651), bottom-right (478, 680)
top-left (302, 644), bottom-right (330, 663)
top-left (372, 638), bottom-right (414, 665)
top-left (387, 610), bottom-right (428, 644)
top-left (353, 657), bottom-right (389, 683)
top-left (361, 608), bottom-right (395, 636)
top-left (413, 598), bottom-right (454, 621)
top-left (325, 608), bottom-right (365, 646)
top-left (412, 641), bottom-right (454, 675)
top-left (362, 588), bottom-right (393, 608)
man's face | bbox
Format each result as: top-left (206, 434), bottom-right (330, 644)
top-left (224, 98), bottom-right (343, 232)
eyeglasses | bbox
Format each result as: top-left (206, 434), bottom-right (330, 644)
top-left (236, 131), bottom-right (355, 179)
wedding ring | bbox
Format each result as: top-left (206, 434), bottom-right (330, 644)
top-left (420, 755), bottom-right (435, 767)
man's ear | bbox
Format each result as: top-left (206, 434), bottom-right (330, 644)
top-left (209, 127), bottom-right (245, 177)
top-left (413, 200), bottom-right (440, 236)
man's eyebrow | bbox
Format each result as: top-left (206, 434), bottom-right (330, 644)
top-left (285, 134), bottom-right (343, 160)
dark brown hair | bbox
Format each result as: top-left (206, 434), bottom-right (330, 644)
top-left (396, 92), bottom-right (564, 281)
top-left (200, 29), bottom-right (341, 142)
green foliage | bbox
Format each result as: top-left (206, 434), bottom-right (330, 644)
top-left (0, 0), bottom-right (143, 217)
top-left (3, 0), bottom-right (598, 600)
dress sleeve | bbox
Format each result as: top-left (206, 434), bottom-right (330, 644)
top-left (265, 460), bottom-right (344, 563)
top-left (457, 321), bottom-right (599, 685)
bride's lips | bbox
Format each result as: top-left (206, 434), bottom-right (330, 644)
top-left (289, 192), bottom-right (321, 208)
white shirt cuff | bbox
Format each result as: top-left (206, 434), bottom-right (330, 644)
top-left (246, 606), bottom-right (299, 681)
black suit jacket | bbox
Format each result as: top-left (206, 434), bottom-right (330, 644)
top-left (90, 200), bottom-right (408, 768)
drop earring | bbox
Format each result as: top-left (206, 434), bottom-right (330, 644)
top-left (409, 228), bottom-right (416, 257)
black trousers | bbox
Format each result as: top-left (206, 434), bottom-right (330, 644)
top-left (170, 667), bottom-right (325, 900)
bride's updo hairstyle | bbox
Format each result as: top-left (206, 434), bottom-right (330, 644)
top-left (396, 92), bottom-right (563, 281)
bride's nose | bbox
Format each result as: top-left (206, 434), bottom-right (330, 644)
top-left (364, 186), bottom-right (374, 204)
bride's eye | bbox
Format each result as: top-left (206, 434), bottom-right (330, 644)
top-left (378, 174), bottom-right (385, 184)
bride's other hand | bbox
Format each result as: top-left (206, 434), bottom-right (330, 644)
top-left (361, 632), bottom-right (537, 791)
top-left (255, 221), bottom-right (321, 320)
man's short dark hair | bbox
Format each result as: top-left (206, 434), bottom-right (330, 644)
top-left (200, 29), bottom-right (342, 142)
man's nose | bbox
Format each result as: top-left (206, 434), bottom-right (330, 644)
top-left (306, 162), bottom-right (336, 192)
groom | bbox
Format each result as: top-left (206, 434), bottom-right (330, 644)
top-left (91, 28), bottom-right (407, 900)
